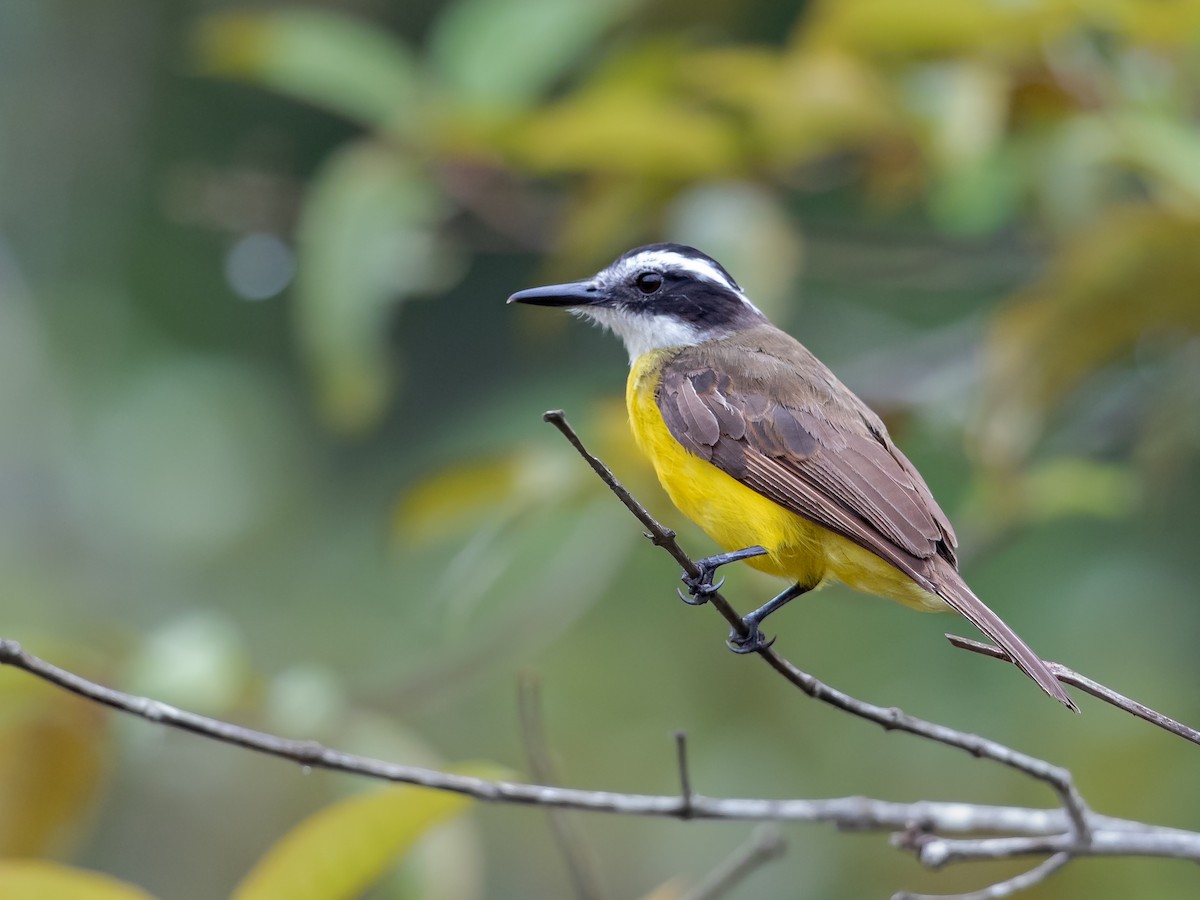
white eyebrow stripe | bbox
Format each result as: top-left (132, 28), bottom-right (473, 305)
top-left (619, 250), bottom-right (764, 316)
top-left (620, 250), bottom-right (736, 290)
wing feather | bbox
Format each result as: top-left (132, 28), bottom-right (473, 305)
top-left (659, 358), bottom-right (949, 569)
top-left (654, 332), bottom-right (1073, 709)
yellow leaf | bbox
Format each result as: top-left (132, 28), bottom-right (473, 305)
top-left (804, 0), bottom-right (1064, 60)
top-left (395, 446), bottom-right (578, 541)
top-left (509, 92), bottom-right (737, 178)
top-left (640, 876), bottom-right (686, 900)
top-left (0, 671), bottom-right (108, 856)
top-left (0, 860), bottom-right (155, 900)
top-left (232, 773), bottom-right (490, 900)
top-left (805, 0), bottom-right (1200, 62)
top-left (689, 46), bottom-right (901, 170)
top-left (502, 42), bottom-right (738, 178)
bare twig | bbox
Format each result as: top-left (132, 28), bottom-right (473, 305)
top-left (542, 411), bottom-right (1093, 839)
top-left (675, 731), bottom-right (695, 820)
top-left (3, 636), bottom-right (1195, 853)
top-left (909, 830), bottom-right (1200, 866)
top-left (2, 410), bottom-right (1198, 899)
top-left (948, 636), bottom-right (1200, 747)
top-left (680, 825), bottom-right (787, 900)
top-left (893, 852), bottom-right (1070, 900)
top-left (519, 673), bottom-right (606, 900)
top-left (541, 411), bottom-right (748, 641)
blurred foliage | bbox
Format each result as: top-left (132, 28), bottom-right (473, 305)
top-left (0, 655), bottom-right (108, 857)
top-left (0, 775), bottom-right (484, 900)
top-left (0, 860), bottom-right (154, 900)
top-left (2, 0), bottom-right (1200, 897)
top-left (232, 772), bottom-right (489, 900)
top-left (981, 207), bottom-right (1200, 468)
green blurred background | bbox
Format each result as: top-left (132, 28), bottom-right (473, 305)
top-left (2, 0), bottom-right (1199, 897)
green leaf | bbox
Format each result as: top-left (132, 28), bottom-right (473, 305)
top-left (688, 46), bottom-right (900, 170)
top-left (194, 10), bottom-right (420, 133)
top-left (1114, 112), bottom-right (1200, 210)
top-left (1022, 458), bottom-right (1138, 522)
top-left (0, 860), bottom-right (155, 900)
top-left (507, 89), bottom-right (737, 177)
top-left (979, 207), bottom-right (1200, 465)
top-left (430, 0), bottom-right (632, 111)
top-left (294, 141), bottom-right (460, 433)
top-left (928, 147), bottom-right (1022, 235)
top-left (231, 776), bottom-right (486, 900)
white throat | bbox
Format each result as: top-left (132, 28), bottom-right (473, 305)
top-left (574, 307), bottom-right (705, 362)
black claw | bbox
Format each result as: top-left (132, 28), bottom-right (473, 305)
top-left (677, 586), bottom-right (709, 606)
top-left (679, 568), bottom-right (724, 603)
top-left (726, 623), bottom-right (775, 654)
top-left (687, 574), bottom-right (724, 595)
top-left (679, 545), bottom-right (767, 605)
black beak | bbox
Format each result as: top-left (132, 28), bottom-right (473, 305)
top-left (506, 280), bottom-right (599, 308)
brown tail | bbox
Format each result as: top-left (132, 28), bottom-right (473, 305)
top-left (934, 568), bottom-right (1077, 712)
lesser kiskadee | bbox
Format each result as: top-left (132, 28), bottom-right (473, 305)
top-left (509, 243), bottom-right (1074, 710)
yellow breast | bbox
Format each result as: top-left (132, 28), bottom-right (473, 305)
top-left (625, 350), bottom-right (942, 610)
top-left (626, 351), bottom-right (827, 584)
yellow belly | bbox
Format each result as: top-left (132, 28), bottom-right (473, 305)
top-left (626, 350), bottom-right (944, 611)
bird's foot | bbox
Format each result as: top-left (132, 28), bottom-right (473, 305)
top-left (722, 582), bottom-right (808, 654)
top-left (726, 620), bottom-right (775, 654)
top-left (678, 546), bottom-right (767, 606)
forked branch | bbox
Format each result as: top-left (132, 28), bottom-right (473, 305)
top-left (0, 409), bottom-right (1194, 900)
top-left (541, 409), bottom-right (1200, 897)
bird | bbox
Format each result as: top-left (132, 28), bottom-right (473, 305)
top-left (508, 243), bottom-right (1075, 710)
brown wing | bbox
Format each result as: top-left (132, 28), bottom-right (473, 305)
top-left (658, 335), bottom-right (956, 591)
top-left (657, 328), bottom-right (1075, 709)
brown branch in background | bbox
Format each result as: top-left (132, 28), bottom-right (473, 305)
top-left (518, 673), bottom-right (606, 900)
top-left (947, 636), bottom-right (1200, 747)
top-left (679, 825), bottom-right (786, 900)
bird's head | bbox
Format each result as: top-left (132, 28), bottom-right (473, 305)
top-left (507, 243), bottom-right (767, 360)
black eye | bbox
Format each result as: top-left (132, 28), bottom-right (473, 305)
top-left (635, 271), bottom-right (663, 294)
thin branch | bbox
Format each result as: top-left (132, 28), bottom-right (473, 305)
top-left (541, 411), bottom-right (748, 642)
top-left (947, 636), bottom-right (1200, 747)
top-left (894, 852), bottom-right (1070, 900)
top-left (675, 731), bottom-right (695, 820)
top-left (2, 410), bottom-right (1198, 899)
top-left (542, 411), bottom-right (1092, 839)
top-left (909, 831), bottom-right (1200, 866)
top-left (3, 637), bottom-right (1194, 852)
top-left (680, 825), bottom-right (787, 900)
top-left (519, 673), bottom-right (606, 900)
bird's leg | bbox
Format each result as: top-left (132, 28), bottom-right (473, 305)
top-left (726, 582), bottom-right (811, 653)
top-left (678, 545), bottom-right (768, 606)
